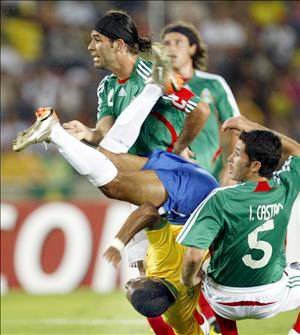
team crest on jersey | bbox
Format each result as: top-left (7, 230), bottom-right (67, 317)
top-left (200, 88), bottom-right (213, 104)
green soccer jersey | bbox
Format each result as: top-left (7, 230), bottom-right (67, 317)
top-left (177, 156), bottom-right (300, 287)
top-left (186, 70), bottom-right (240, 175)
top-left (96, 57), bottom-right (201, 156)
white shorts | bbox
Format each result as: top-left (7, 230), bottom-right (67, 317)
top-left (202, 263), bottom-right (300, 320)
top-left (126, 229), bottom-right (149, 267)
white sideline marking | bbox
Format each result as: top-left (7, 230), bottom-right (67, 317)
top-left (5, 318), bottom-right (146, 325)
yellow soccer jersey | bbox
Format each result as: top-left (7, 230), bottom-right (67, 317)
top-left (145, 222), bottom-right (202, 335)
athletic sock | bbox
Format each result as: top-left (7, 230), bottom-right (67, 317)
top-left (199, 292), bottom-right (216, 320)
top-left (288, 330), bottom-right (300, 335)
top-left (215, 314), bottom-right (238, 335)
top-left (147, 316), bottom-right (175, 335)
top-left (289, 313), bottom-right (300, 334)
top-left (50, 123), bottom-right (117, 186)
top-left (100, 83), bottom-right (162, 153)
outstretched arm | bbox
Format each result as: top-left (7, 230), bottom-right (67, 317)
top-left (222, 115), bottom-right (300, 158)
top-left (103, 202), bottom-right (161, 268)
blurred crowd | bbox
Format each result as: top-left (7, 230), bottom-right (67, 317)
top-left (1, 0), bottom-right (299, 200)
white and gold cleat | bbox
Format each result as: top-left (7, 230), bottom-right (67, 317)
top-left (150, 43), bottom-right (183, 94)
top-left (12, 107), bottom-right (58, 152)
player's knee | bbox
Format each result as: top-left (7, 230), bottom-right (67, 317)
top-left (126, 277), bottom-right (175, 317)
top-left (100, 177), bottom-right (123, 200)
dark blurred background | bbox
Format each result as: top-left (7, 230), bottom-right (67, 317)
top-left (1, 0), bottom-right (299, 200)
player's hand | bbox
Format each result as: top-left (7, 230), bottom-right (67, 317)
top-left (63, 120), bottom-right (90, 141)
top-left (221, 115), bottom-right (258, 133)
top-left (103, 246), bottom-right (122, 268)
top-left (179, 147), bottom-right (195, 161)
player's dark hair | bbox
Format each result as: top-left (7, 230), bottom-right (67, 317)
top-left (240, 130), bottom-right (282, 179)
top-left (128, 279), bottom-right (175, 317)
top-left (161, 21), bottom-right (207, 70)
top-left (94, 10), bottom-right (151, 54)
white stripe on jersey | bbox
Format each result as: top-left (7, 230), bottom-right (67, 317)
top-left (139, 60), bottom-right (152, 73)
top-left (176, 184), bottom-right (243, 244)
top-left (137, 64), bottom-right (151, 77)
top-left (195, 70), bottom-right (240, 116)
top-left (184, 101), bottom-right (197, 113)
top-left (187, 100), bottom-right (197, 107)
top-left (273, 156), bottom-right (293, 184)
top-left (97, 75), bottom-right (111, 95)
top-left (185, 104), bottom-right (194, 113)
top-left (136, 69), bottom-right (148, 80)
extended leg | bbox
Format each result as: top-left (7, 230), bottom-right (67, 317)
top-left (13, 108), bottom-right (167, 207)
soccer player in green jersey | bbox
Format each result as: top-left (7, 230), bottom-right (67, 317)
top-left (64, 11), bottom-right (209, 158)
top-left (162, 21), bottom-right (241, 333)
top-left (161, 21), bottom-right (240, 184)
top-left (177, 115), bottom-right (300, 335)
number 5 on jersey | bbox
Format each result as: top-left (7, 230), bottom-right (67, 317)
top-left (242, 219), bottom-right (274, 269)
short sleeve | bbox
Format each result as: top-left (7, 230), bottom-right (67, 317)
top-left (214, 77), bottom-right (240, 122)
top-left (96, 76), bottom-right (112, 121)
top-left (273, 156), bottom-right (300, 192)
top-left (176, 190), bottom-right (223, 249)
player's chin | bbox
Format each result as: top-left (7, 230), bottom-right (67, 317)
top-left (228, 168), bottom-right (237, 180)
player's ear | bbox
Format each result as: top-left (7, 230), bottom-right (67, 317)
top-left (113, 39), bottom-right (126, 52)
top-left (251, 160), bottom-right (261, 174)
top-left (189, 44), bottom-right (196, 57)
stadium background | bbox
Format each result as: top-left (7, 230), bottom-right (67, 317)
top-left (1, 1), bottom-right (299, 334)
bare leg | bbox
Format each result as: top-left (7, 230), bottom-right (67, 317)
top-left (28, 122), bottom-right (166, 206)
top-left (101, 170), bottom-right (168, 207)
top-left (98, 147), bottom-right (148, 172)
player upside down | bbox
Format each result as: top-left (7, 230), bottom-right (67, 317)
top-left (13, 107), bottom-right (220, 334)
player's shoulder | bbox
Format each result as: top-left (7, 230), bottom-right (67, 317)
top-left (194, 69), bottom-right (229, 88)
top-left (136, 57), bottom-right (152, 81)
top-left (273, 155), bottom-right (300, 183)
top-left (97, 74), bottom-right (115, 94)
top-left (208, 183), bottom-right (245, 202)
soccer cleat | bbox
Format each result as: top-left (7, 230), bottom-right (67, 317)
top-left (150, 43), bottom-right (183, 94)
top-left (12, 107), bottom-right (58, 152)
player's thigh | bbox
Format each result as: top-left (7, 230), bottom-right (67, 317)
top-left (98, 147), bottom-right (148, 171)
top-left (119, 170), bottom-right (168, 206)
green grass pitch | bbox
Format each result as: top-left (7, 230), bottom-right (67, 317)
top-left (1, 288), bottom-right (298, 335)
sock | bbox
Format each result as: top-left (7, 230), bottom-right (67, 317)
top-left (100, 83), bottom-right (162, 153)
top-left (50, 123), bottom-right (117, 186)
top-left (289, 313), bottom-right (300, 334)
top-left (194, 310), bottom-right (205, 325)
top-left (289, 330), bottom-right (300, 335)
top-left (215, 314), bottom-right (238, 335)
top-left (199, 292), bottom-right (216, 320)
top-left (147, 316), bottom-right (175, 335)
